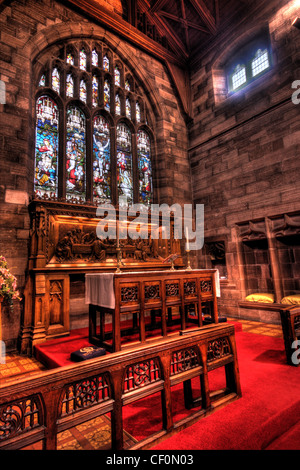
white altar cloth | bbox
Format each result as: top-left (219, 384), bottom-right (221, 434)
top-left (85, 269), bottom-right (220, 310)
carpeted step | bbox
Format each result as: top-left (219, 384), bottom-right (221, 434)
top-left (239, 399), bottom-right (300, 450)
top-left (264, 417), bottom-right (300, 450)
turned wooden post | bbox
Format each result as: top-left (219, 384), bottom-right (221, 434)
top-left (265, 218), bottom-right (284, 303)
top-left (233, 226), bottom-right (247, 299)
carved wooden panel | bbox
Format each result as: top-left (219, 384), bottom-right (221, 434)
top-left (207, 337), bottom-right (231, 363)
top-left (0, 395), bottom-right (43, 443)
top-left (144, 282), bottom-right (161, 303)
top-left (165, 281), bottom-right (180, 298)
top-left (170, 347), bottom-right (201, 375)
top-left (45, 274), bottom-right (70, 337)
top-left (123, 359), bottom-right (161, 394)
top-left (120, 284), bottom-right (139, 304)
top-left (59, 374), bottom-right (111, 417)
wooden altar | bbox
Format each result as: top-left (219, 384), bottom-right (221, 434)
top-left (19, 198), bottom-right (186, 355)
top-left (86, 269), bottom-right (219, 352)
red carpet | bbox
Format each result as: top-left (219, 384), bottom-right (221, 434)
top-left (146, 331), bottom-right (300, 450)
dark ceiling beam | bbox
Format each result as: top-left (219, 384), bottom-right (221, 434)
top-left (61, 0), bottom-right (186, 65)
top-left (152, 11), bottom-right (189, 58)
top-left (159, 10), bottom-right (210, 34)
top-left (215, 0), bottom-right (220, 26)
top-left (179, 0), bottom-right (190, 52)
top-left (149, 0), bottom-right (170, 13)
top-left (189, 0), bottom-right (216, 33)
top-left (138, 0), bottom-right (188, 58)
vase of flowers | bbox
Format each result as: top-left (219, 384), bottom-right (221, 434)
top-left (0, 256), bottom-right (21, 342)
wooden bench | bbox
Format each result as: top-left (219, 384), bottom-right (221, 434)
top-left (280, 306), bottom-right (300, 366)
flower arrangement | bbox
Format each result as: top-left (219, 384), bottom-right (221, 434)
top-left (0, 256), bottom-right (21, 307)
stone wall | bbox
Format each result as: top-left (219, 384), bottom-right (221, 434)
top-left (0, 0), bottom-right (190, 349)
top-left (189, 0), bottom-right (300, 321)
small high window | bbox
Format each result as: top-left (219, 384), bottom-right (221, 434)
top-left (227, 33), bottom-right (271, 94)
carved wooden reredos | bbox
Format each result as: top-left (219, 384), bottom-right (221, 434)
top-left (19, 198), bottom-right (184, 355)
top-left (28, 199), bottom-right (183, 269)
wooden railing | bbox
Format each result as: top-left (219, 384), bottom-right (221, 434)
top-left (0, 323), bottom-right (241, 450)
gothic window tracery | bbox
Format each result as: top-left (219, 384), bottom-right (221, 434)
top-left (35, 41), bottom-right (153, 206)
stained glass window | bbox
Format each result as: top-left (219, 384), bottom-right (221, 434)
top-left (104, 79), bottom-right (110, 111)
top-left (92, 49), bottom-right (98, 67)
top-left (93, 116), bottom-right (111, 204)
top-left (35, 96), bottom-right (59, 198)
top-left (66, 106), bottom-right (86, 202)
top-left (125, 79), bottom-right (130, 91)
top-left (137, 130), bottom-right (152, 204)
top-left (79, 48), bottom-right (87, 71)
top-left (103, 54), bottom-right (109, 72)
top-left (126, 98), bottom-right (131, 119)
top-left (66, 74), bottom-right (74, 98)
top-left (114, 67), bottom-right (121, 86)
top-left (92, 76), bottom-right (99, 107)
top-left (116, 123), bottom-right (133, 203)
top-left (52, 68), bottom-right (60, 94)
top-left (136, 102), bottom-right (141, 122)
top-left (39, 74), bottom-right (46, 87)
top-left (80, 79), bottom-right (87, 103)
top-left (35, 41), bottom-right (154, 206)
top-left (66, 52), bottom-right (74, 65)
top-left (115, 94), bottom-right (121, 115)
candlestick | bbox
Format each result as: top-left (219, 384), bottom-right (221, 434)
top-left (185, 226), bottom-right (189, 251)
top-left (186, 249), bottom-right (192, 270)
top-left (116, 218), bottom-right (119, 248)
top-left (115, 247), bottom-right (122, 273)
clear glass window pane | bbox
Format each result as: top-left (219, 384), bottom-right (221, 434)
top-left (252, 49), bottom-right (269, 77)
top-left (232, 65), bottom-right (246, 90)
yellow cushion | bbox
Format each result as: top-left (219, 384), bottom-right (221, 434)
top-left (281, 295), bottom-right (300, 305)
top-left (245, 293), bottom-right (275, 303)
